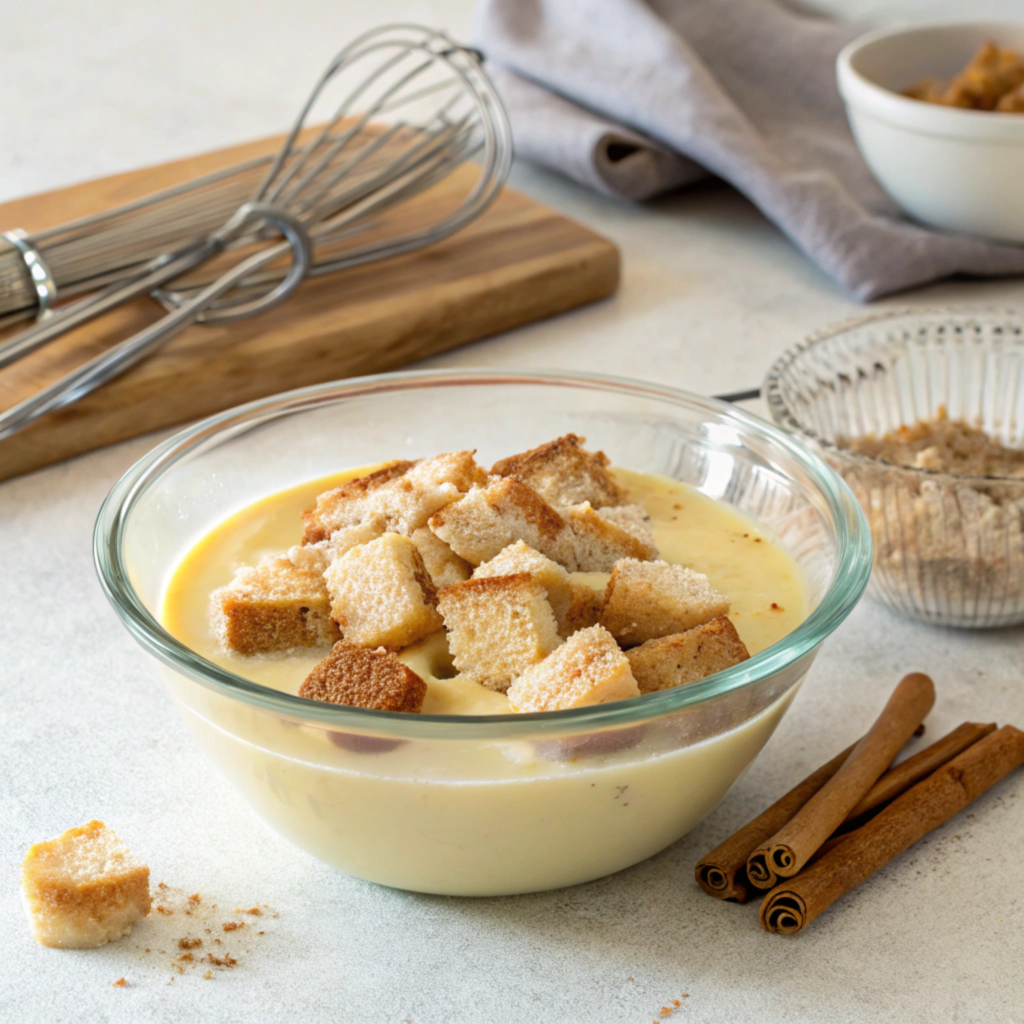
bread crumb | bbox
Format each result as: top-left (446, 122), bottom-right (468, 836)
top-left (112, 978), bottom-right (128, 988)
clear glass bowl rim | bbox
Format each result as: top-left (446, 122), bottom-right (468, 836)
top-left (94, 367), bottom-right (872, 740)
top-left (764, 307), bottom-right (1024, 484)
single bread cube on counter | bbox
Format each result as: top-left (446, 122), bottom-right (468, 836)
top-left (411, 527), bottom-right (472, 589)
top-left (212, 556), bottom-right (340, 655)
top-left (437, 573), bottom-right (562, 691)
top-left (299, 642), bottom-right (428, 712)
top-left (302, 451), bottom-right (487, 543)
top-left (491, 433), bottom-right (625, 509)
top-left (473, 540), bottom-right (576, 636)
top-left (626, 616), bottom-right (750, 693)
top-left (599, 558), bottom-right (730, 645)
top-left (563, 502), bottom-right (659, 571)
top-left (507, 625), bottom-right (640, 712)
top-left (325, 533), bottom-right (442, 648)
top-left (428, 476), bottom-right (575, 568)
top-left (21, 821), bottom-right (151, 949)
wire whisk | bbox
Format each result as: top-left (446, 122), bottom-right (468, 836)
top-left (0, 24), bottom-right (511, 440)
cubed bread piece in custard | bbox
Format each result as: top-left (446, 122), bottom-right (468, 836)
top-left (491, 433), bottom-right (625, 508)
top-left (212, 556), bottom-right (340, 654)
top-left (563, 577), bottom-right (606, 635)
top-left (437, 573), bottom-right (562, 691)
top-left (287, 516), bottom-right (388, 575)
top-left (473, 540), bottom-right (577, 635)
top-left (428, 477), bottom-right (576, 568)
top-left (302, 452), bottom-right (487, 543)
top-left (562, 502), bottom-right (659, 572)
top-left (299, 642), bottom-right (427, 712)
top-left (21, 821), bottom-right (151, 949)
top-left (599, 558), bottom-right (730, 645)
top-left (507, 625), bottom-right (640, 713)
top-left (411, 527), bottom-right (472, 589)
top-left (625, 616), bottom-right (750, 693)
top-left (325, 533), bottom-right (442, 648)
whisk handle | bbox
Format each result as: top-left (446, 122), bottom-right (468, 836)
top-left (0, 241), bottom-right (218, 371)
top-left (0, 230), bottom-right (305, 440)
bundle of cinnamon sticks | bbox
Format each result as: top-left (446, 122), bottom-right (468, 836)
top-left (695, 672), bottom-right (1024, 934)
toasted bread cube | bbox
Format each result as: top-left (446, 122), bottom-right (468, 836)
top-left (325, 533), bottom-right (442, 648)
top-left (626, 617), bottom-right (750, 693)
top-left (491, 434), bottom-right (625, 508)
top-left (562, 502), bottom-right (659, 572)
top-left (507, 625), bottom-right (640, 713)
top-left (302, 460), bottom-right (414, 543)
top-left (299, 642), bottom-right (427, 712)
top-left (286, 518), bottom-right (388, 575)
top-left (437, 573), bottom-right (562, 691)
top-left (428, 477), bottom-right (576, 568)
top-left (21, 821), bottom-right (151, 949)
top-left (411, 527), bottom-right (472, 589)
top-left (473, 540), bottom-right (577, 635)
top-left (212, 557), bottom-right (339, 655)
top-left (302, 452), bottom-right (486, 543)
top-left (599, 558), bottom-right (730, 645)
top-left (563, 577), bottom-right (606, 635)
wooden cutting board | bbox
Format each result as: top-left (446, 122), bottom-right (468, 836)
top-left (0, 134), bottom-right (619, 483)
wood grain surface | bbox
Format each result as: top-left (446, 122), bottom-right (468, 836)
top-left (0, 133), bottom-right (619, 482)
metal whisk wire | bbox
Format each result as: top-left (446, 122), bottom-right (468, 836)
top-left (0, 24), bottom-right (511, 440)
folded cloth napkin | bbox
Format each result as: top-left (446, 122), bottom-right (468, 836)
top-left (475, 0), bottom-right (1024, 299)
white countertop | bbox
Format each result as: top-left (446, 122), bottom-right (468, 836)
top-left (3, 2), bottom-right (1024, 1022)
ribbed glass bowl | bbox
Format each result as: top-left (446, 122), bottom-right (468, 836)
top-left (766, 309), bottom-right (1024, 628)
top-left (95, 369), bottom-right (870, 895)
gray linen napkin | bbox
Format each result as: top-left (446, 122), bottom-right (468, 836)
top-left (475, 0), bottom-right (1024, 300)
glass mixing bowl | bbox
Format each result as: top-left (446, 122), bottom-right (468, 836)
top-left (95, 369), bottom-right (870, 896)
top-left (765, 309), bottom-right (1024, 629)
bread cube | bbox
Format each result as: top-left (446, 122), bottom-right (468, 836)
top-left (599, 558), bottom-right (730, 645)
top-left (325, 533), bottom-right (442, 648)
top-left (21, 821), bottom-right (151, 949)
top-left (473, 540), bottom-right (577, 634)
top-left (563, 502), bottom-right (658, 572)
top-left (299, 642), bottom-right (427, 712)
top-left (212, 556), bottom-right (339, 655)
top-left (411, 527), bottom-right (472, 589)
top-left (507, 625), bottom-right (640, 713)
top-left (437, 573), bottom-right (562, 691)
top-left (428, 477), bottom-right (575, 568)
top-left (491, 434), bottom-right (625, 508)
top-left (563, 577), bottom-right (606, 635)
top-left (626, 617), bottom-right (750, 694)
top-left (302, 451), bottom-right (486, 543)
top-left (287, 517), bottom-right (388, 575)
top-left (302, 460), bottom-right (414, 543)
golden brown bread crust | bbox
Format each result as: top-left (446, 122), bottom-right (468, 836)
top-left (21, 820), bottom-right (152, 949)
top-left (213, 558), bottom-right (339, 655)
top-left (491, 434), bottom-right (624, 508)
top-left (299, 642), bottom-right (427, 712)
top-left (302, 461), bottom-right (415, 543)
top-left (625, 616), bottom-right (750, 694)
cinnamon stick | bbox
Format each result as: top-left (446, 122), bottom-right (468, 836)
top-left (694, 743), bottom-right (855, 903)
top-left (841, 721), bottom-right (996, 824)
top-left (760, 724), bottom-right (1024, 934)
top-left (746, 673), bottom-right (935, 888)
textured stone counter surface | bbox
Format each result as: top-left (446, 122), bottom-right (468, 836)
top-left (2, 2), bottom-right (1023, 1021)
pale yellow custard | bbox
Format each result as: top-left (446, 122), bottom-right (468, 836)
top-left (158, 466), bottom-right (809, 895)
top-left (164, 467), bottom-right (806, 710)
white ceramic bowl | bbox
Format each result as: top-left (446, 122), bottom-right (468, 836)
top-left (837, 21), bottom-right (1024, 243)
